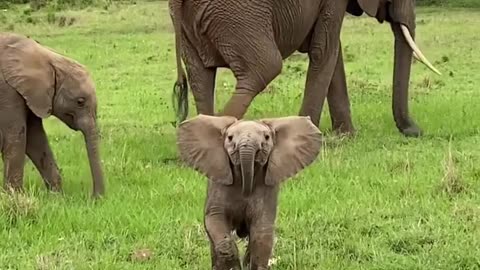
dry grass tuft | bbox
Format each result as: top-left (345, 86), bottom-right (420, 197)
top-left (0, 190), bottom-right (40, 226)
top-left (439, 143), bottom-right (467, 197)
top-left (129, 248), bottom-right (154, 263)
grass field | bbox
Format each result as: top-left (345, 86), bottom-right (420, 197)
top-left (1, 2), bottom-right (480, 269)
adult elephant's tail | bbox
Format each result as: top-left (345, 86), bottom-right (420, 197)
top-left (169, 0), bottom-right (189, 125)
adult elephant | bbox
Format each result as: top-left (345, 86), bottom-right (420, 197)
top-left (169, 0), bottom-right (440, 137)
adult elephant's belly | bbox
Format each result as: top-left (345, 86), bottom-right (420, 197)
top-left (272, 0), bottom-right (321, 58)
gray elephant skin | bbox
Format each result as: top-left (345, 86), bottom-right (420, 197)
top-left (0, 33), bottom-right (105, 198)
top-left (169, 0), bottom-right (440, 137)
top-left (177, 114), bottom-right (322, 270)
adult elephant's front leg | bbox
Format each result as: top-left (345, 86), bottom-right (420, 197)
top-left (326, 41), bottom-right (355, 135)
top-left (299, 15), bottom-right (345, 128)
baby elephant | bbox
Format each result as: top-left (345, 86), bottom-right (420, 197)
top-left (177, 114), bottom-right (322, 270)
top-left (0, 33), bottom-right (104, 197)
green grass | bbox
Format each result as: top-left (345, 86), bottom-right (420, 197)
top-left (1, 2), bottom-right (480, 269)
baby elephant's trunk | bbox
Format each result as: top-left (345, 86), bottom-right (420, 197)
top-left (239, 143), bottom-right (256, 196)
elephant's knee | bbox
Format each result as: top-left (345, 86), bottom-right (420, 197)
top-left (215, 235), bottom-right (239, 260)
top-left (255, 54), bottom-right (283, 91)
top-left (237, 53), bottom-right (282, 93)
top-left (309, 42), bottom-right (339, 68)
top-left (263, 57), bottom-right (282, 84)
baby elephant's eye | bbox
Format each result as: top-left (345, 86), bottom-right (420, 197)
top-left (77, 97), bottom-right (86, 107)
top-left (227, 135), bottom-right (233, 142)
top-left (264, 134), bottom-right (270, 140)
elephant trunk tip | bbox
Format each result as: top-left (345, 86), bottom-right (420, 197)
top-left (242, 181), bottom-right (254, 197)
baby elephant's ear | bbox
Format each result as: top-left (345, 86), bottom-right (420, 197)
top-left (260, 116), bottom-right (322, 185)
top-left (177, 114), bottom-right (237, 185)
top-left (1, 37), bottom-right (55, 118)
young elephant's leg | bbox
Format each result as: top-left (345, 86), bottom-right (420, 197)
top-left (208, 240), bottom-right (217, 269)
top-left (205, 215), bottom-right (241, 270)
top-left (25, 114), bottom-right (63, 192)
top-left (326, 41), bottom-right (355, 135)
top-left (182, 36), bottom-right (217, 116)
top-left (2, 124), bottom-right (27, 192)
top-left (246, 223), bottom-right (275, 270)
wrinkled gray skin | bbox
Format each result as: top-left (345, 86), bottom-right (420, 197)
top-left (0, 33), bottom-right (105, 198)
top-left (177, 115), bottom-right (322, 270)
top-left (169, 0), bottom-right (440, 137)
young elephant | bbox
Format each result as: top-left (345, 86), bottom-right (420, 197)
top-left (0, 33), bottom-right (105, 198)
top-left (177, 114), bottom-right (322, 270)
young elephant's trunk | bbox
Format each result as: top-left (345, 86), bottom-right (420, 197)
top-left (79, 116), bottom-right (105, 198)
top-left (239, 144), bottom-right (256, 196)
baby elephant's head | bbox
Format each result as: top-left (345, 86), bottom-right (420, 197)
top-left (177, 115), bottom-right (323, 195)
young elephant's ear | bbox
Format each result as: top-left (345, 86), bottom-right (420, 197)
top-left (177, 114), bottom-right (237, 185)
top-left (261, 116), bottom-right (322, 185)
top-left (1, 37), bottom-right (55, 118)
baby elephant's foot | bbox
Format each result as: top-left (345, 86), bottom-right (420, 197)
top-left (214, 236), bottom-right (241, 270)
top-left (3, 182), bottom-right (24, 194)
top-left (45, 180), bottom-right (62, 193)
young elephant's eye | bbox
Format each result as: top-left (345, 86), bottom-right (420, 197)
top-left (264, 134), bottom-right (270, 140)
top-left (77, 97), bottom-right (86, 107)
top-left (227, 135), bottom-right (233, 142)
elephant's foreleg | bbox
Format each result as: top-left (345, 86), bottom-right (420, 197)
top-left (246, 224), bottom-right (274, 270)
top-left (326, 41), bottom-right (355, 135)
top-left (205, 215), bottom-right (241, 270)
top-left (209, 240), bottom-right (217, 269)
top-left (218, 36), bottom-right (282, 120)
top-left (183, 36), bottom-right (217, 116)
top-left (25, 114), bottom-right (62, 192)
top-left (298, 16), bottom-right (344, 127)
top-left (2, 124), bottom-right (27, 192)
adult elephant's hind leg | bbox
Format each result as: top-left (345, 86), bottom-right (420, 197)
top-left (183, 37), bottom-right (217, 116)
top-left (327, 42), bottom-right (355, 135)
top-left (219, 39), bottom-right (282, 120)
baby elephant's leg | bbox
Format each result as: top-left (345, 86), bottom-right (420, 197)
top-left (2, 124), bottom-right (27, 192)
top-left (246, 223), bottom-right (275, 270)
top-left (205, 215), bottom-right (241, 270)
top-left (26, 115), bottom-right (62, 192)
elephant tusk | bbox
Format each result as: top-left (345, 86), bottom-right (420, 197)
top-left (400, 25), bottom-right (441, 75)
top-left (413, 51), bottom-right (419, 61)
